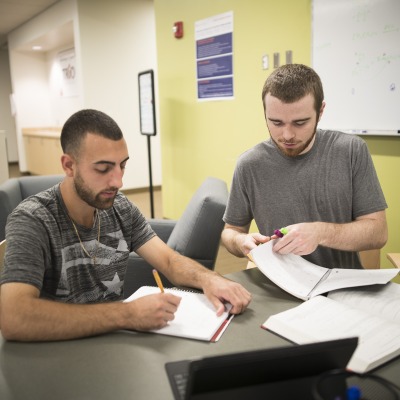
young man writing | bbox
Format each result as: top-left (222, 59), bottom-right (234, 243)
top-left (1, 109), bottom-right (251, 341)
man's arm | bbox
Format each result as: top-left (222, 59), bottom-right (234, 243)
top-left (221, 210), bottom-right (387, 258)
top-left (0, 237), bottom-right (251, 342)
top-left (0, 282), bottom-right (181, 341)
top-left (272, 210), bottom-right (388, 255)
top-left (136, 236), bottom-right (252, 316)
top-left (221, 223), bottom-right (272, 257)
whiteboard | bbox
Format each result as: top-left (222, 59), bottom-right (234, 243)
top-left (312, 0), bottom-right (400, 136)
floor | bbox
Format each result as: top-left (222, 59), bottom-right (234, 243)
top-left (8, 163), bottom-right (247, 276)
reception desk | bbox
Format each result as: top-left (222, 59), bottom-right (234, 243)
top-left (0, 269), bottom-right (399, 399)
top-left (22, 128), bottom-right (63, 175)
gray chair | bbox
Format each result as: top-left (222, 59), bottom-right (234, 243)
top-left (123, 177), bottom-right (228, 298)
top-left (0, 175), bottom-right (64, 242)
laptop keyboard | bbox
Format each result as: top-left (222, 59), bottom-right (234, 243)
top-left (173, 372), bottom-right (189, 400)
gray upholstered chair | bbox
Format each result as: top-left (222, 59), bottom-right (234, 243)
top-left (123, 177), bottom-right (228, 298)
top-left (0, 175), bottom-right (64, 242)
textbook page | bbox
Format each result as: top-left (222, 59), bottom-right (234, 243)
top-left (124, 286), bottom-right (232, 341)
top-left (250, 241), bottom-right (328, 300)
top-left (251, 242), bottom-right (399, 300)
top-left (327, 282), bottom-right (400, 323)
top-left (262, 295), bottom-right (400, 373)
top-left (309, 268), bottom-right (399, 297)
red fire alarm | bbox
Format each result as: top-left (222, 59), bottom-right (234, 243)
top-left (173, 21), bottom-right (183, 39)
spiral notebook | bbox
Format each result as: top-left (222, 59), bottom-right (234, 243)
top-left (123, 286), bottom-right (233, 342)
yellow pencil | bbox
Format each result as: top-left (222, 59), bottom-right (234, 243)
top-left (152, 269), bottom-right (165, 293)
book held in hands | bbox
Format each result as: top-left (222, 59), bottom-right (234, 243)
top-left (251, 242), bottom-right (400, 372)
top-left (249, 241), bottom-right (399, 300)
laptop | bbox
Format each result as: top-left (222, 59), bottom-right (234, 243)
top-left (165, 337), bottom-right (358, 400)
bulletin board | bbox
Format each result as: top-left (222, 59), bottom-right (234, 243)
top-left (312, 0), bottom-right (400, 136)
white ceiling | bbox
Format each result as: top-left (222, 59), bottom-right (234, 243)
top-left (0, 0), bottom-right (61, 48)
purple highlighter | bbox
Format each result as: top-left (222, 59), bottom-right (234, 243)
top-left (273, 227), bottom-right (289, 238)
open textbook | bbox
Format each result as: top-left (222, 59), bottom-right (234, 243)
top-left (124, 286), bottom-right (233, 342)
top-left (249, 241), bottom-right (399, 300)
top-left (262, 282), bottom-right (400, 373)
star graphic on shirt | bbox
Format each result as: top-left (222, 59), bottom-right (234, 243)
top-left (102, 272), bottom-right (124, 297)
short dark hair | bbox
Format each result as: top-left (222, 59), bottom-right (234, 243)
top-left (61, 109), bottom-right (123, 157)
top-left (261, 64), bottom-right (324, 114)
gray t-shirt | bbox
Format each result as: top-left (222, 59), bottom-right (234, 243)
top-left (1, 184), bottom-right (155, 303)
top-left (223, 130), bottom-right (387, 269)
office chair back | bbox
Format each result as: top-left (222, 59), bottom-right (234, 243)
top-left (0, 239), bottom-right (6, 321)
top-left (0, 239), bottom-right (6, 275)
top-left (167, 177), bottom-right (228, 268)
top-left (0, 175), bottom-right (64, 241)
top-left (124, 177), bottom-right (228, 297)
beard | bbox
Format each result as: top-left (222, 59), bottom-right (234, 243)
top-left (74, 172), bottom-right (117, 210)
top-left (271, 122), bottom-right (318, 158)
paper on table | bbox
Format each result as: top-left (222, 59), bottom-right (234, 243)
top-left (124, 286), bottom-right (233, 341)
top-left (263, 286), bottom-right (400, 373)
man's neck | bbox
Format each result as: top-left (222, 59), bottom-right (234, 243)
top-left (60, 180), bottom-right (96, 228)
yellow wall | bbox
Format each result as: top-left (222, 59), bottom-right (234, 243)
top-left (154, 0), bottom-right (400, 270)
top-left (364, 136), bottom-right (400, 275)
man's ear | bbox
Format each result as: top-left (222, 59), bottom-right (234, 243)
top-left (318, 101), bottom-right (326, 122)
top-left (61, 154), bottom-right (75, 177)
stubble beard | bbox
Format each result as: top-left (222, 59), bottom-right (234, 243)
top-left (74, 172), bottom-right (116, 210)
top-left (272, 123), bottom-right (318, 158)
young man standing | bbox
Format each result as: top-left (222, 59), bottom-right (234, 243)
top-left (222, 64), bottom-right (387, 269)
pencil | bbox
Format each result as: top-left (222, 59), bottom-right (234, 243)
top-left (152, 269), bottom-right (165, 293)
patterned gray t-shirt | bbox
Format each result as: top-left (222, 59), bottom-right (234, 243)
top-left (1, 184), bottom-right (155, 303)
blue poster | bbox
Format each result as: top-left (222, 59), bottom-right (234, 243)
top-left (197, 55), bottom-right (233, 79)
top-left (195, 12), bottom-right (234, 101)
top-left (197, 77), bottom-right (233, 99)
top-left (196, 33), bottom-right (233, 59)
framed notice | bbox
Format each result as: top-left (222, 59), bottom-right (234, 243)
top-left (195, 11), bottom-right (234, 101)
top-left (138, 70), bottom-right (157, 135)
top-left (58, 48), bottom-right (79, 97)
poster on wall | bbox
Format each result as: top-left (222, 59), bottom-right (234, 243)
top-left (58, 48), bottom-right (79, 97)
top-left (195, 11), bottom-right (234, 101)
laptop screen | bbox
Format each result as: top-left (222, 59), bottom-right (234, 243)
top-left (165, 337), bottom-right (358, 400)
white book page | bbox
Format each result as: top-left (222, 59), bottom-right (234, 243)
top-left (124, 286), bottom-right (231, 341)
top-left (252, 242), bottom-right (399, 300)
top-left (311, 268), bottom-right (399, 297)
top-left (251, 241), bottom-right (327, 300)
top-left (328, 282), bottom-right (400, 323)
top-left (263, 296), bottom-right (400, 373)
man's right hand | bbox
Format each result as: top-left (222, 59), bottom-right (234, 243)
top-left (221, 224), bottom-right (274, 258)
top-left (241, 232), bottom-right (272, 256)
top-left (125, 293), bottom-right (181, 331)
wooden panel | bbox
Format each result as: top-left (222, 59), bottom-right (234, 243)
top-left (387, 253), bottom-right (400, 269)
top-left (23, 130), bottom-right (63, 175)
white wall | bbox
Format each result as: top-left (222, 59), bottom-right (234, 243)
top-left (77, 0), bottom-right (161, 189)
top-left (8, 0), bottom-right (80, 172)
top-left (0, 49), bottom-right (17, 162)
top-left (47, 46), bottom-right (83, 126)
top-left (9, 51), bottom-right (54, 171)
top-left (7, 0), bottom-right (160, 189)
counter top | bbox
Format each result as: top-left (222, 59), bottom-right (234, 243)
top-left (22, 127), bottom-right (61, 139)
